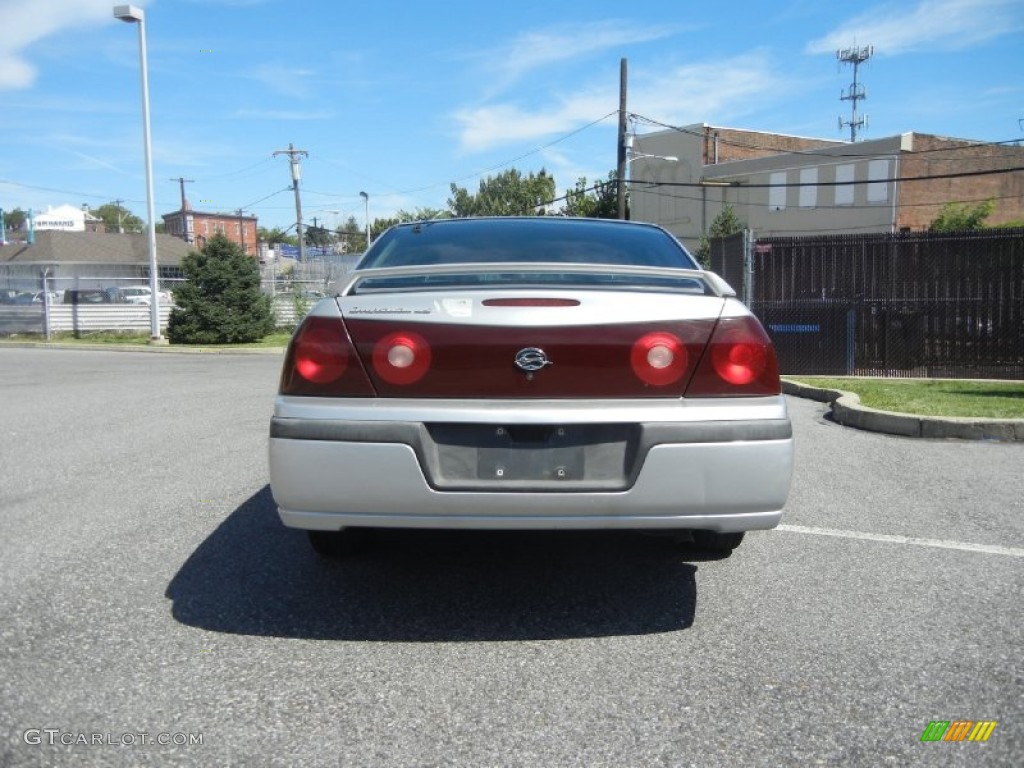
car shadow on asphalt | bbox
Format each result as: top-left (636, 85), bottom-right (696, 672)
top-left (165, 486), bottom-right (704, 641)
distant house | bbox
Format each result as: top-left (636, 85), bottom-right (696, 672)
top-left (0, 230), bottom-right (191, 293)
top-left (29, 204), bottom-right (105, 233)
top-left (162, 200), bottom-right (258, 257)
top-left (629, 125), bottom-right (1024, 250)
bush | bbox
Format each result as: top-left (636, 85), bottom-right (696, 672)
top-left (167, 234), bottom-right (274, 344)
top-left (929, 199), bottom-right (994, 231)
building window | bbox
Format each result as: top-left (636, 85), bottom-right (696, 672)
top-left (867, 159), bottom-right (890, 203)
top-left (769, 171), bottom-right (786, 212)
top-left (799, 167), bottom-right (818, 208)
top-left (835, 164), bottom-right (855, 205)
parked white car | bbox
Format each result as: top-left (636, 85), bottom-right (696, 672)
top-left (32, 290), bottom-right (64, 304)
top-left (119, 286), bottom-right (172, 306)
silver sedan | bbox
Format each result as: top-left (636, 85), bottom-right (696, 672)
top-left (269, 217), bottom-right (793, 557)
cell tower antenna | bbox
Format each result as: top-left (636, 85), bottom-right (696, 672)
top-left (837, 44), bottom-right (873, 142)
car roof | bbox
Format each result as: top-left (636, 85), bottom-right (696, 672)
top-left (385, 216), bottom-right (671, 234)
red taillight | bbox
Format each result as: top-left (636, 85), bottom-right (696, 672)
top-left (685, 316), bottom-right (781, 396)
top-left (280, 316), bottom-right (375, 396)
top-left (294, 321), bottom-right (348, 384)
top-left (372, 331), bottom-right (431, 385)
top-left (713, 337), bottom-right (768, 385)
top-left (630, 332), bottom-right (688, 386)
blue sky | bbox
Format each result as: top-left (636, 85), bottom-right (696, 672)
top-left (1, 0), bottom-right (1022, 233)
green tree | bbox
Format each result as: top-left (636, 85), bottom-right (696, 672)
top-left (696, 204), bottom-right (745, 269)
top-left (304, 222), bottom-right (334, 249)
top-left (370, 207), bottom-right (450, 240)
top-left (3, 207), bottom-right (27, 232)
top-left (90, 202), bottom-right (144, 233)
top-left (334, 215), bottom-right (364, 252)
top-left (167, 233), bottom-right (274, 344)
top-left (258, 226), bottom-right (297, 246)
top-left (563, 172), bottom-right (618, 218)
top-left (929, 199), bottom-right (995, 231)
top-left (448, 169), bottom-right (556, 217)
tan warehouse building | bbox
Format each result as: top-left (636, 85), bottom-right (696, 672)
top-left (629, 125), bottom-right (1024, 249)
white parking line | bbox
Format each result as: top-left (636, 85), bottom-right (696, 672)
top-left (776, 524), bottom-right (1024, 558)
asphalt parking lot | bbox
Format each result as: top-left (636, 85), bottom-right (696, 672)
top-left (1, 347), bottom-right (1021, 767)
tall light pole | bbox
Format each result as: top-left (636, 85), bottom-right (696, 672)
top-left (359, 191), bottom-right (369, 250)
top-left (114, 4), bottom-right (162, 343)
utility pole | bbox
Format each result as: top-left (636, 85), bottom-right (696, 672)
top-left (359, 191), bottom-right (370, 250)
top-left (169, 177), bottom-right (194, 243)
top-left (112, 198), bottom-right (125, 233)
top-left (273, 143), bottom-right (309, 262)
top-left (236, 209), bottom-right (247, 255)
top-left (616, 58), bottom-right (628, 220)
top-left (837, 45), bottom-right (873, 142)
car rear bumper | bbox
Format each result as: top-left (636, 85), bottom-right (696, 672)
top-left (268, 397), bottom-right (793, 533)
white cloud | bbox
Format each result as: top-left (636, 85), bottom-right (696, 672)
top-left (806, 0), bottom-right (1023, 55)
top-left (631, 53), bottom-right (788, 127)
top-left (181, 0), bottom-right (270, 5)
top-left (246, 63), bottom-right (319, 100)
top-left (453, 95), bottom-right (613, 153)
top-left (0, 0), bottom-right (123, 90)
top-left (0, 55), bottom-right (36, 90)
top-left (233, 109), bottom-right (334, 121)
top-left (453, 52), bottom-right (787, 153)
top-left (476, 20), bottom-right (683, 94)
top-left (63, 149), bottom-right (137, 177)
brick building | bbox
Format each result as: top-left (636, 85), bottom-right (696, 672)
top-left (162, 201), bottom-right (258, 257)
top-left (629, 124), bottom-right (1024, 249)
top-left (696, 126), bottom-right (844, 165)
top-left (896, 135), bottom-right (1024, 230)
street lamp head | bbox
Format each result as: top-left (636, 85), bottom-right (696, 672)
top-left (359, 191), bottom-right (368, 201)
top-left (628, 153), bottom-right (679, 164)
top-left (113, 5), bottom-right (144, 22)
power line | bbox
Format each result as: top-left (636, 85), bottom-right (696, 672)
top-left (199, 157), bottom-right (275, 180)
top-left (636, 185), bottom-right (1024, 211)
top-left (631, 164), bottom-right (1024, 189)
top-left (237, 187), bottom-right (292, 211)
top-left (355, 111), bottom-right (620, 199)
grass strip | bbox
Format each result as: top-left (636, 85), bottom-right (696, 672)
top-left (789, 377), bottom-right (1024, 419)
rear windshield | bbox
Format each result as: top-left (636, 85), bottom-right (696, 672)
top-left (358, 218), bottom-right (698, 270)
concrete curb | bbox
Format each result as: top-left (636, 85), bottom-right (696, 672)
top-left (782, 379), bottom-right (1024, 442)
top-left (0, 341), bottom-right (285, 355)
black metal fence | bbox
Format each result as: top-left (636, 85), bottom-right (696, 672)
top-left (715, 229), bottom-right (1024, 379)
top-left (708, 231), bottom-right (747, 300)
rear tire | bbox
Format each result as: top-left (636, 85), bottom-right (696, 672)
top-left (307, 528), bottom-right (373, 558)
top-left (691, 530), bottom-right (745, 554)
